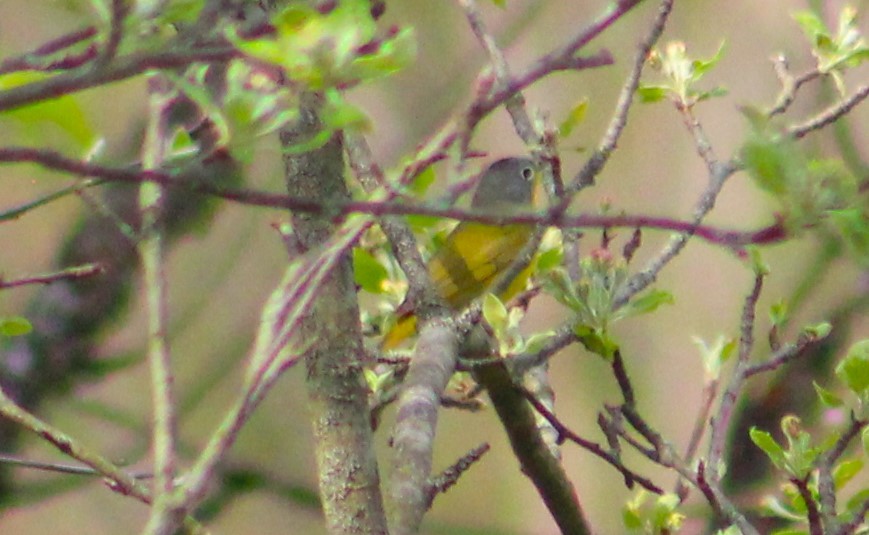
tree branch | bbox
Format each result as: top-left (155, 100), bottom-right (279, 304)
top-left (280, 92), bottom-right (387, 534)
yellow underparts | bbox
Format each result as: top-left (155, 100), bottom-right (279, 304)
top-left (381, 222), bottom-right (535, 350)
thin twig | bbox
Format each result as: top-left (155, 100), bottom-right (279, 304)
top-left (767, 59), bottom-right (822, 117)
top-left (742, 331), bottom-right (824, 377)
top-left (0, 388), bottom-right (151, 504)
top-left (817, 416), bottom-right (867, 533)
top-left (139, 76), bottom-right (182, 535)
top-left (696, 461), bottom-right (760, 535)
top-left (789, 84), bottom-right (869, 139)
top-left (677, 376), bottom-right (719, 500)
top-left (0, 43), bottom-right (238, 113)
top-left (96, 0), bottom-right (130, 68)
top-left (793, 476), bottom-right (824, 535)
top-left (0, 146), bottom-right (791, 249)
top-left (0, 263), bottom-right (104, 290)
top-left (0, 453), bottom-right (152, 479)
top-left (707, 274), bottom-right (764, 472)
top-left (677, 102), bottom-right (718, 174)
top-left (521, 387), bottom-right (664, 494)
top-left (425, 443), bottom-right (490, 507)
top-left (0, 27), bottom-right (98, 75)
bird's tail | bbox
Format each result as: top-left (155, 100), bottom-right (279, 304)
top-left (380, 313), bottom-right (418, 350)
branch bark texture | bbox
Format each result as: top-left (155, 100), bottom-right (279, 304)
top-left (280, 92), bottom-right (387, 534)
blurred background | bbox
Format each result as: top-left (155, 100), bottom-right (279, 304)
top-left (0, 0), bottom-right (867, 533)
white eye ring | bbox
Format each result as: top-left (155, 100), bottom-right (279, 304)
top-left (521, 167), bottom-right (534, 180)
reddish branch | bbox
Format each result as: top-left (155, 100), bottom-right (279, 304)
top-left (0, 263), bottom-right (104, 290)
top-left (0, 146), bottom-right (789, 250)
top-left (0, 27), bottom-right (98, 75)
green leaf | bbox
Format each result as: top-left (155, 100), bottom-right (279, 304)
top-left (622, 491), bottom-right (648, 530)
top-left (535, 245), bottom-right (563, 272)
top-left (346, 26), bottom-right (417, 82)
top-left (482, 293), bottom-right (509, 340)
top-left (750, 427), bottom-right (786, 469)
top-left (156, 0), bottom-right (205, 25)
top-left (575, 324), bottom-right (618, 359)
top-left (845, 487), bottom-right (869, 514)
top-left (227, 1), bottom-right (414, 88)
top-left (408, 165), bottom-right (436, 196)
top-left (829, 207), bottom-right (869, 267)
top-left (813, 381), bottom-right (844, 407)
top-left (623, 289), bottom-right (674, 317)
top-left (837, 340), bottom-right (869, 395)
top-left (406, 214), bottom-right (442, 232)
top-left (793, 11), bottom-right (829, 46)
top-left (363, 368), bottom-right (379, 391)
top-left (646, 41), bottom-right (728, 104)
top-left (0, 316), bottom-right (32, 337)
top-left (769, 299), bottom-right (789, 328)
top-left (762, 494), bottom-right (804, 522)
top-left (793, 6), bottom-right (869, 75)
top-left (363, 367), bottom-right (392, 393)
top-left (0, 71), bottom-right (96, 150)
top-left (832, 458), bottom-right (863, 489)
top-left (636, 85), bottom-right (668, 103)
top-left (525, 331), bottom-right (557, 355)
top-left (541, 267), bottom-right (582, 310)
top-left (746, 246), bottom-right (770, 276)
top-left (803, 321), bottom-right (832, 339)
top-left (558, 98), bottom-right (589, 138)
top-left (780, 415), bottom-right (819, 477)
top-left (322, 88), bottom-right (371, 132)
top-left (651, 493), bottom-right (684, 532)
top-left (352, 248), bottom-right (389, 294)
top-left (694, 335), bottom-right (737, 378)
top-left (226, 66), bottom-right (300, 153)
top-left (695, 86), bottom-right (729, 102)
top-left (690, 41), bottom-right (727, 80)
top-left (740, 126), bottom-right (803, 196)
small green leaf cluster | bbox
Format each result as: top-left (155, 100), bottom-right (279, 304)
top-left (834, 340), bottom-right (869, 414)
top-left (793, 5), bottom-right (869, 94)
top-left (750, 416), bottom-right (822, 480)
top-left (227, 1), bottom-right (415, 89)
top-left (222, 1), bottom-right (415, 155)
top-left (353, 221), bottom-right (409, 301)
top-left (622, 490), bottom-right (685, 534)
top-left (542, 248), bottom-right (672, 359)
top-left (163, 63), bottom-right (295, 162)
top-left (740, 118), bottom-right (867, 265)
top-left (353, 223), bottom-right (418, 341)
top-left (480, 293), bottom-right (556, 358)
top-left (0, 315), bottom-right (32, 337)
top-left (692, 335), bottom-right (737, 380)
top-left (749, 339), bottom-right (869, 531)
top-left (638, 41), bottom-right (728, 106)
top-left (0, 71), bottom-right (97, 151)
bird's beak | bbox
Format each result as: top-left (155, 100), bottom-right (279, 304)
top-left (532, 169), bottom-right (548, 210)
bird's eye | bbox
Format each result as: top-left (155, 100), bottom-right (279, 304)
top-left (521, 167), bottom-right (534, 180)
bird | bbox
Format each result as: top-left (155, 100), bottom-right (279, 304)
top-left (381, 157), bottom-right (542, 349)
